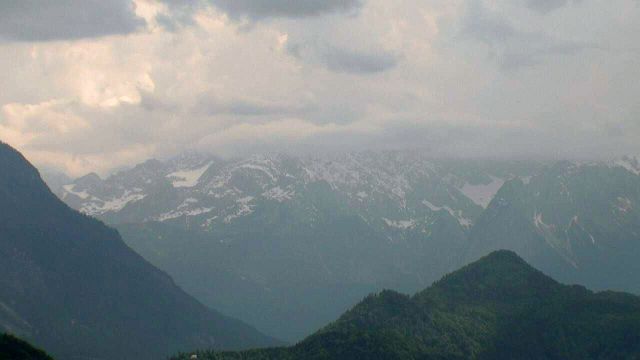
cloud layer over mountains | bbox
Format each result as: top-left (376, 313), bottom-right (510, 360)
top-left (0, 0), bottom-right (639, 176)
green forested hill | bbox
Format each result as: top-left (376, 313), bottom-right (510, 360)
top-left (173, 251), bottom-right (640, 360)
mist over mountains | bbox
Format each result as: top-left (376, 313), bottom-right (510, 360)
top-left (50, 151), bottom-right (640, 342)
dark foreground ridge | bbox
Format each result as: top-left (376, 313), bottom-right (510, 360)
top-left (174, 250), bottom-right (640, 360)
top-left (0, 141), bottom-right (278, 360)
top-left (0, 334), bottom-right (54, 360)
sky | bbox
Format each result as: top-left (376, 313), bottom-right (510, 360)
top-left (0, 0), bottom-right (639, 177)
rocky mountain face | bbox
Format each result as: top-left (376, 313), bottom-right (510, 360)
top-left (173, 251), bottom-right (640, 360)
top-left (0, 142), bottom-right (277, 360)
top-left (51, 152), bottom-right (640, 342)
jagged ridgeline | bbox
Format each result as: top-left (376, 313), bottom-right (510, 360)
top-left (0, 142), bottom-right (277, 360)
top-left (172, 251), bottom-right (640, 360)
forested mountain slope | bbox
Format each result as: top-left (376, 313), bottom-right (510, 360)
top-left (174, 251), bottom-right (640, 360)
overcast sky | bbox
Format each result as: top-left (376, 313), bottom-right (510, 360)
top-left (1, 0), bottom-right (639, 176)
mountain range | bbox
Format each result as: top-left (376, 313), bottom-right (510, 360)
top-left (52, 152), bottom-right (541, 341)
top-left (51, 152), bottom-right (640, 342)
top-left (172, 250), bottom-right (640, 360)
top-left (0, 142), bottom-right (276, 360)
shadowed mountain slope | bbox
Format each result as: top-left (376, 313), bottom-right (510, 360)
top-left (0, 334), bottom-right (54, 360)
top-left (0, 142), bottom-right (277, 360)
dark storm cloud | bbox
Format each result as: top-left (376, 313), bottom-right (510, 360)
top-left (287, 42), bottom-right (399, 75)
top-left (322, 46), bottom-right (399, 74)
top-left (464, 0), bottom-right (596, 69)
top-left (209, 0), bottom-right (362, 20)
top-left (200, 99), bottom-right (292, 116)
top-left (194, 96), bottom-right (315, 117)
top-left (160, 0), bottom-right (362, 21)
top-left (523, 0), bottom-right (583, 14)
top-left (0, 0), bottom-right (144, 42)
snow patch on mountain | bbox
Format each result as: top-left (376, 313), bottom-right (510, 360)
top-left (156, 207), bottom-right (214, 222)
top-left (237, 196), bottom-right (254, 204)
top-left (153, 198), bottom-right (215, 221)
top-left (224, 196), bottom-right (255, 223)
top-left (422, 200), bottom-right (473, 227)
top-left (422, 200), bottom-right (441, 212)
top-left (383, 218), bottom-right (416, 229)
top-left (534, 212), bottom-right (547, 230)
top-left (459, 177), bottom-right (505, 208)
top-left (167, 162), bottom-right (212, 188)
top-left (455, 214), bottom-right (473, 227)
top-left (262, 187), bottom-right (295, 202)
top-left (81, 191), bottom-right (146, 215)
top-left (62, 184), bottom-right (90, 200)
top-left (300, 155), bottom-right (412, 198)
